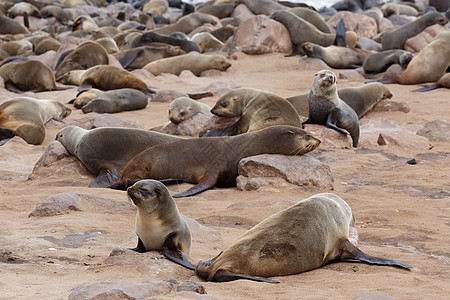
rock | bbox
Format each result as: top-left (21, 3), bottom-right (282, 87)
top-left (183, 216), bottom-right (222, 244)
top-left (378, 17), bottom-right (394, 33)
top-left (29, 192), bottom-right (135, 217)
top-left (28, 50), bottom-right (59, 68)
top-left (237, 154), bottom-right (334, 191)
top-left (371, 100), bottom-right (410, 113)
top-left (297, 57), bottom-right (330, 71)
top-left (29, 141), bottom-right (91, 180)
top-left (158, 113), bottom-right (212, 137)
top-left (327, 11), bottom-right (378, 39)
top-left (405, 24), bottom-right (447, 52)
top-left (179, 70), bottom-right (197, 78)
top-left (231, 15), bottom-right (293, 55)
top-left (359, 118), bottom-right (432, 151)
top-left (303, 124), bottom-right (353, 149)
top-left (339, 69), bottom-right (365, 80)
top-left (199, 115), bottom-right (241, 136)
top-left (200, 69), bottom-right (225, 77)
top-left (417, 120), bottom-right (450, 142)
top-left (192, 81), bottom-right (240, 96)
top-left (231, 3), bottom-right (255, 26)
top-left (130, 69), bottom-right (155, 82)
top-left (68, 114), bottom-right (142, 129)
top-left (152, 90), bottom-right (188, 103)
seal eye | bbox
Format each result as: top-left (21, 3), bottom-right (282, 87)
top-left (304, 135), bottom-right (311, 140)
top-left (220, 102), bottom-right (228, 108)
top-left (180, 111), bottom-right (186, 116)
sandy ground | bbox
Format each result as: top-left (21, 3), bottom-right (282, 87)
top-left (0, 53), bottom-right (449, 299)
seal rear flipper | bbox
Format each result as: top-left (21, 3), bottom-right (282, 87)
top-left (4, 80), bottom-right (25, 94)
top-left (211, 270), bottom-right (280, 283)
top-left (172, 171), bottom-right (219, 198)
top-left (129, 237), bottom-right (147, 253)
top-left (340, 240), bottom-right (412, 270)
top-left (89, 169), bottom-right (114, 188)
top-left (162, 234), bottom-right (195, 270)
top-left (118, 48), bottom-right (143, 69)
top-left (410, 84), bottom-right (441, 92)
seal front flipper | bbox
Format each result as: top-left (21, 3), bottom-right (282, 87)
top-left (339, 240), bottom-right (412, 270)
top-left (129, 237), bottom-right (147, 253)
top-left (202, 122), bottom-right (238, 137)
top-left (89, 169), bottom-right (114, 188)
top-left (118, 48), bottom-right (143, 69)
top-left (172, 171), bottom-right (219, 198)
top-left (162, 233), bottom-right (195, 270)
top-left (325, 112), bottom-right (348, 135)
top-left (212, 270), bottom-right (280, 283)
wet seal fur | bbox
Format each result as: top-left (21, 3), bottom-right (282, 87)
top-left (207, 88), bottom-right (302, 136)
top-left (127, 179), bottom-right (193, 269)
top-left (195, 193), bottom-right (411, 283)
top-left (303, 70), bottom-right (360, 147)
top-left (80, 88), bottom-right (148, 114)
top-left (56, 126), bottom-right (183, 187)
top-left (108, 125), bottom-right (320, 197)
top-left (169, 97), bottom-right (212, 124)
top-left (1, 97), bottom-right (71, 145)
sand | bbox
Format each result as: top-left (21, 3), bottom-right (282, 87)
top-left (0, 53), bottom-right (448, 299)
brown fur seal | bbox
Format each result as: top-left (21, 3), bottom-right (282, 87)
top-left (270, 11), bottom-right (335, 48)
top-left (196, 193), bottom-right (411, 283)
top-left (151, 12), bottom-right (217, 35)
top-left (0, 60), bottom-right (68, 93)
top-left (57, 65), bottom-right (156, 94)
top-left (109, 125), bottom-right (320, 197)
top-left (287, 83), bottom-right (393, 118)
top-left (208, 88), bottom-right (302, 136)
top-left (40, 5), bottom-right (70, 24)
top-left (81, 88), bottom-right (148, 114)
top-left (56, 126), bottom-right (183, 187)
top-left (289, 7), bottom-right (332, 34)
top-left (363, 50), bottom-right (414, 74)
top-left (0, 12), bottom-right (28, 34)
top-left (132, 31), bottom-right (201, 53)
top-left (169, 97), bottom-right (212, 124)
top-left (0, 97), bottom-right (71, 145)
top-left (303, 70), bottom-right (360, 147)
top-left (71, 88), bottom-right (103, 109)
top-left (94, 37), bottom-right (119, 54)
top-left (381, 11), bottom-right (448, 50)
top-left (33, 36), bottom-right (61, 55)
top-left (143, 54), bottom-right (231, 76)
top-left (210, 24), bottom-right (235, 43)
top-left (126, 179), bottom-right (193, 269)
top-left (143, 0), bottom-right (168, 16)
top-left (191, 32), bottom-right (224, 53)
top-left (301, 42), bottom-right (373, 69)
top-left (55, 41), bottom-right (109, 79)
top-left (8, 2), bottom-right (41, 18)
top-left (235, 0), bottom-right (288, 15)
top-left (115, 45), bottom-right (186, 70)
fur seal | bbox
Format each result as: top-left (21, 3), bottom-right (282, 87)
top-left (80, 88), bottom-right (148, 114)
top-left (55, 41), bottom-right (109, 79)
top-left (169, 97), bottom-right (212, 124)
top-left (143, 0), bottom-right (168, 16)
top-left (127, 179), bottom-right (193, 269)
top-left (287, 83), bottom-right (393, 119)
top-left (56, 126), bottom-right (183, 186)
top-left (134, 31), bottom-right (201, 53)
top-left (381, 11), bottom-right (448, 50)
top-left (235, 0), bottom-right (288, 15)
top-left (0, 60), bottom-right (68, 93)
top-left (109, 125), bottom-right (320, 197)
top-left (363, 50), bottom-right (414, 74)
top-left (71, 88), bottom-right (103, 109)
top-left (191, 32), bottom-right (224, 53)
top-left (289, 7), bottom-right (332, 34)
top-left (0, 97), bottom-right (71, 145)
top-left (208, 88), bottom-right (302, 136)
top-left (270, 11), bottom-right (335, 48)
top-left (195, 193), bottom-right (411, 283)
top-left (301, 42), bottom-right (373, 69)
top-left (0, 6), bottom-right (28, 35)
top-left (8, 2), bottom-right (41, 18)
top-left (151, 12), bottom-right (217, 35)
top-left (57, 65), bottom-right (156, 95)
top-left (33, 36), bottom-right (61, 55)
top-left (210, 24), bottom-right (235, 43)
top-left (115, 45), bottom-right (186, 70)
top-left (94, 37), bottom-right (119, 54)
top-left (197, 2), bottom-right (234, 18)
top-left (143, 54), bottom-right (231, 76)
top-left (303, 70), bottom-right (360, 147)
top-left (411, 72), bottom-right (450, 92)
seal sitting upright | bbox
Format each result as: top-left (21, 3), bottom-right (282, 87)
top-left (195, 193), bottom-right (411, 283)
top-left (127, 179), bottom-right (193, 269)
top-left (303, 70), bottom-right (359, 147)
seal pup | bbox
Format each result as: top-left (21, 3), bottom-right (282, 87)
top-left (0, 97), bottom-right (71, 145)
top-left (70, 88), bottom-right (103, 108)
top-left (56, 126), bottom-right (183, 187)
top-left (127, 179), bottom-right (193, 269)
top-left (169, 97), bottom-right (212, 124)
top-left (57, 65), bottom-right (156, 95)
top-left (143, 54), bottom-right (231, 76)
top-left (207, 88), bottom-right (302, 136)
top-left (108, 125), bottom-right (320, 197)
top-left (195, 193), bottom-right (411, 283)
top-left (80, 88), bottom-right (149, 114)
top-left (303, 70), bottom-right (360, 147)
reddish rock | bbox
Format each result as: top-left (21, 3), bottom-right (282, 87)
top-left (303, 124), bottom-right (353, 149)
top-left (231, 15), bottom-right (293, 55)
top-left (297, 57), bottom-right (330, 71)
top-left (231, 3), bottom-right (255, 26)
top-left (339, 69), bottom-right (365, 80)
top-left (371, 100), bottom-right (410, 113)
top-left (417, 120), bottom-right (450, 142)
top-left (157, 113), bottom-right (211, 137)
top-left (327, 11), bottom-right (378, 39)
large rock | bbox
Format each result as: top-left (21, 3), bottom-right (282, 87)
top-left (327, 11), bottom-right (378, 39)
top-left (405, 24), bottom-right (448, 52)
top-left (371, 99), bottom-right (410, 113)
top-left (231, 15), bottom-right (292, 54)
top-left (417, 120), bottom-right (450, 142)
top-left (152, 90), bottom-right (188, 103)
top-left (237, 154), bottom-right (334, 191)
top-left (68, 114), bottom-right (142, 129)
top-left (303, 124), bottom-right (353, 149)
top-left (359, 118), bottom-right (432, 151)
top-left (231, 3), bottom-right (255, 26)
top-left (29, 141), bottom-right (91, 180)
top-left (68, 280), bottom-right (210, 300)
top-left (29, 192), bottom-right (135, 217)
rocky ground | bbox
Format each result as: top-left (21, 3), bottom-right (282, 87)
top-left (0, 53), bottom-right (449, 299)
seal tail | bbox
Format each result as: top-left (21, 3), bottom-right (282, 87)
top-left (340, 240), bottom-right (412, 270)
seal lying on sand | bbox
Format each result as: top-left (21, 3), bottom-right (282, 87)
top-left (108, 125), bottom-right (320, 197)
top-left (195, 193), bottom-right (411, 283)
